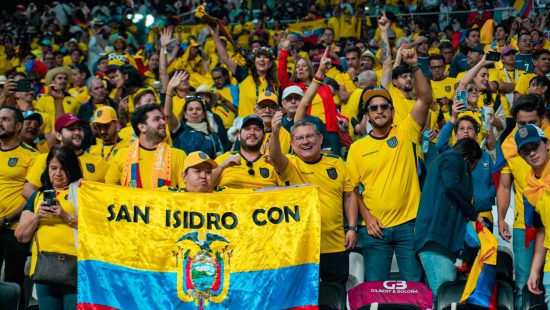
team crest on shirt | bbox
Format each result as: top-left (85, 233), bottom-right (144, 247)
top-left (326, 168), bottom-right (338, 180)
top-left (86, 163), bottom-right (95, 173)
top-left (8, 157), bottom-right (18, 167)
top-left (445, 86), bottom-right (451, 92)
top-left (387, 136), bottom-right (398, 148)
top-left (259, 168), bottom-right (269, 178)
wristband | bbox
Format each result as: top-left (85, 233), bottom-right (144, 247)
top-left (410, 64), bottom-right (420, 72)
top-left (313, 74), bottom-right (323, 81)
top-left (348, 226), bottom-right (358, 232)
top-left (312, 78), bottom-right (322, 85)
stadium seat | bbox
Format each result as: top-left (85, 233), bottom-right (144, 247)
top-left (347, 249), bottom-right (365, 291)
top-left (437, 280), bottom-right (514, 310)
top-left (357, 303), bottom-right (422, 309)
top-left (496, 250), bottom-right (514, 284)
top-left (319, 281), bottom-right (347, 310)
top-left (522, 285), bottom-right (546, 310)
top-left (0, 281), bottom-right (20, 310)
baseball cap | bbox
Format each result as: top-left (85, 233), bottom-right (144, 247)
top-left (362, 87), bottom-right (393, 106)
top-left (183, 151), bottom-right (218, 171)
top-left (501, 46), bottom-right (517, 56)
top-left (55, 113), bottom-right (86, 132)
top-left (282, 86), bottom-right (304, 100)
top-left (240, 115), bottom-right (265, 130)
top-left (92, 106), bottom-right (118, 124)
top-left (257, 91), bottom-right (278, 105)
top-left (466, 44), bottom-right (484, 54)
top-left (515, 124), bottom-right (547, 152)
top-left (392, 64), bottom-right (411, 79)
top-left (23, 111), bottom-right (43, 126)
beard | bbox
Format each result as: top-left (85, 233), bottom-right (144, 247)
top-left (240, 136), bottom-right (263, 152)
top-left (0, 128), bottom-right (16, 139)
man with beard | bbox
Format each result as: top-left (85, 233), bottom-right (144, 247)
top-left (106, 104), bottom-right (186, 189)
top-left (88, 106), bottom-right (129, 162)
top-left (34, 67), bottom-right (80, 129)
top-left (20, 111), bottom-right (49, 153)
top-left (430, 55), bottom-right (456, 122)
top-left (516, 33), bottom-right (534, 73)
top-left (346, 48), bottom-right (433, 282)
top-left (23, 113), bottom-right (109, 199)
top-left (336, 47), bottom-right (361, 103)
top-left (213, 115), bottom-right (279, 189)
top-left (210, 67), bottom-right (238, 130)
top-left (0, 106), bottom-right (38, 310)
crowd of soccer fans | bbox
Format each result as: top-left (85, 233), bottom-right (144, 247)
top-left (0, 0), bottom-right (549, 309)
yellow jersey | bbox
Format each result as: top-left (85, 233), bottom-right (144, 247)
top-left (26, 189), bottom-right (76, 276)
top-left (237, 73), bottom-right (270, 118)
top-left (346, 115), bottom-right (422, 228)
top-left (215, 151), bottom-right (279, 189)
top-left (105, 145), bottom-right (186, 189)
top-left (67, 85), bottom-right (89, 105)
top-left (35, 94), bottom-right (80, 129)
top-left (0, 143), bottom-right (38, 228)
top-left (88, 137), bottom-right (131, 162)
top-left (388, 83), bottom-right (415, 124)
top-left (341, 88), bottom-right (363, 122)
top-left (27, 151), bottom-right (109, 188)
top-left (279, 154), bottom-right (354, 253)
top-left (514, 73), bottom-right (538, 95)
top-left (431, 77), bottom-right (456, 101)
top-left (336, 71), bottom-right (357, 97)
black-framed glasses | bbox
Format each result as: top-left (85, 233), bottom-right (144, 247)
top-left (256, 103), bottom-right (279, 110)
top-left (367, 103), bottom-right (392, 112)
top-left (519, 141), bottom-right (542, 157)
top-left (246, 161), bottom-right (255, 176)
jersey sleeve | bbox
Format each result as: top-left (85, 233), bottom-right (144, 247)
top-left (26, 154), bottom-right (47, 188)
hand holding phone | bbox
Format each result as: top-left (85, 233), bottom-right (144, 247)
top-left (486, 51), bottom-right (501, 62)
top-left (16, 80), bottom-right (31, 92)
top-left (43, 189), bottom-right (57, 207)
top-left (455, 90), bottom-right (468, 111)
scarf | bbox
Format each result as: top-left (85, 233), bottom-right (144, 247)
top-left (523, 162), bottom-right (550, 248)
top-left (122, 140), bottom-right (172, 189)
top-left (186, 121), bottom-right (209, 135)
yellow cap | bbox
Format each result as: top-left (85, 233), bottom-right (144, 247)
top-left (189, 40), bottom-right (200, 47)
top-left (256, 91), bottom-right (278, 105)
top-left (92, 106), bottom-right (118, 124)
top-left (183, 151), bottom-right (218, 171)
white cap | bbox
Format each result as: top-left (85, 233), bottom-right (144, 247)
top-left (282, 85), bottom-right (304, 100)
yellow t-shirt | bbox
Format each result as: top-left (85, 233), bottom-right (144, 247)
top-left (27, 151), bottom-right (108, 188)
top-left (0, 143), bottom-right (38, 228)
top-left (105, 145), bottom-right (186, 189)
top-left (388, 83), bottom-right (415, 124)
top-left (28, 189), bottom-right (76, 276)
top-left (431, 77), bottom-right (456, 101)
top-left (346, 115), bottom-right (422, 228)
top-left (215, 151), bottom-right (279, 189)
top-left (338, 15), bottom-right (358, 39)
top-left (279, 154), bottom-right (353, 253)
top-left (67, 85), bottom-right (89, 105)
top-left (336, 71), bottom-right (357, 97)
top-left (35, 95), bottom-right (80, 129)
top-left (88, 137), bottom-right (131, 162)
top-left (514, 73), bottom-right (538, 95)
top-left (341, 87), bottom-right (363, 124)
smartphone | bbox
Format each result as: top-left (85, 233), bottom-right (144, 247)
top-left (43, 189), bottom-right (57, 207)
top-left (455, 90), bottom-right (468, 111)
top-left (16, 80), bottom-right (31, 92)
top-left (486, 51), bottom-right (501, 61)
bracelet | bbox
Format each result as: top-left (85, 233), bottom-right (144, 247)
top-left (410, 64), bottom-right (420, 72)
top-left (312, 78), bottom-right (322, 84)
top-left (313, 74), bottom-right (323, 81)
top-left (66, 214), bottom-right (75, 227)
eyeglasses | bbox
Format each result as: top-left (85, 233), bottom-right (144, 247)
top-left (519, 141), bottom-right (543, 157)
top-left (246, 161), bottom-right (255, 176)
top-left (367, 103), bottom-right (392, 112)
top-left (467, 88), bottom-right (478, 93)
top-left (256, 103), bottom-right (279, 110)
top-left (293, 133), bottom-right (318, 142)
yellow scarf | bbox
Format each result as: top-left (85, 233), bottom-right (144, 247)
top-left (122, 140), bottom-right (172, 188)
top-left (524, 161), bottom-right (550, 207)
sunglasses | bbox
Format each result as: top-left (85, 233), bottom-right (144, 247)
top-left (254, 47), bottom-right (275, 60)
top-left (367, 103), bottom-right (392, 112)
top-left (246, 161), bottom-right (254, 176)
top-left (519, 141), bottom-right (542, 157)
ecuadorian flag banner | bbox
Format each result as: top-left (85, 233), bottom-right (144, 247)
top-left (76, 181), bottom-right (320, 309)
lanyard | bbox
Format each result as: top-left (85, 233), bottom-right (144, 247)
top-left (101, 138), bottom-right (121, 161)
top-left (503, 68), bottom-right (518, 83)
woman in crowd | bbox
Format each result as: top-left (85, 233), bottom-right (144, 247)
top-left (112, 65), bottom-right (159, 113)
top-left (165, 71), bottom-right (223, 159)
top-left (15, 145), bottom-right (82, 309)
top-left (528, 76), bottom-right (550, 121)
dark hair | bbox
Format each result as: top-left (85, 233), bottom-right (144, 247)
top-left (494, 24), bottom-right (509, 35)
top-left (533, 49), bottom-right (550, 61)
top-left (324, 28), bottom-right (335, 36)
top-left (40, 145), bottom-right (83, 191)
top-left (466, 28), bottom-right (480, 37)
top-left (511, 94), bottom-right (547, 119)
top-left (344, 46), bottom-right (361, 58)
top-left (0, 105), bottom-right (23, 123)
top-left (134, 89), bottom-right (157, 106)
top-left (429, 54), bottom-right (445, 63)
top-left (455, 115), bottom-right (480, 134)
top-left (529, 75), bottom-right (550, 104)
top-left (117, 65), bottom-right (144, 95)
top-left (439, 42), bottom-right (453, 50)
top-left (518, 32), bottom-right (532, 42)
top-left (531, 29), bottom-right (544, 38)
top-left (182, 98), bottom-right (208, 125)
top-left (212, 66), bottom-right (229, 80)
top-left (453, 137), bottom-right (482, 167)
top-left (131, 103), bottom-right (162, 135)
top-left (70, 63), bottom-right (91, 79)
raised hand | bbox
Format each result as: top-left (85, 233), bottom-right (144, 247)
top-left (401, 48), bottom-right (419, 67)
top-left (48, 84), bottom-right (64, 100)
top-left (378, 11), bottom-right (390, 32)
top-left (271, 111), bottom-right (284, 132)
top-left (167, 70), bottom-right (186, 93)
top-left (160, 28), bottom-right (173, 49)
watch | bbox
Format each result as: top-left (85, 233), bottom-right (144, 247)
top-left (348, 226), bottom-right (358, 232)
top-left (3, 218), bottom-right (11, 227)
